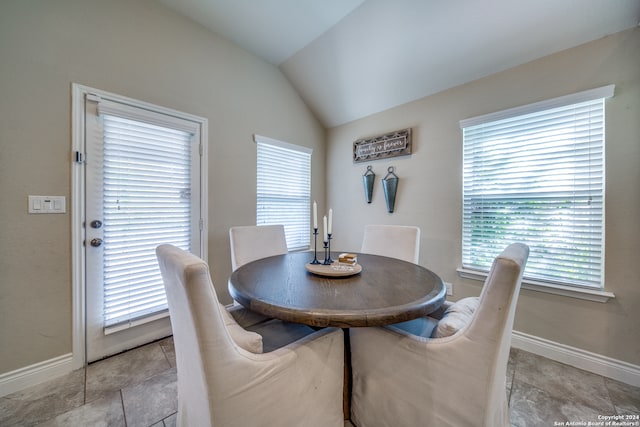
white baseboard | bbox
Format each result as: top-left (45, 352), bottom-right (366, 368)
top-left (512, 330), bottom-right (640, 387)
top-left (0, 353), bottom-right (73, 398)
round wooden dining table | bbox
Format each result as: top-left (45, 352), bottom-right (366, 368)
top-left (228, 251), bottom-right (446, 328)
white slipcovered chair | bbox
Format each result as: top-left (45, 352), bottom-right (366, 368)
top-left (360, 224), bottom-right (421, 264)
top-left (229, 224), bottom-right (288, 271)
top-left (350, 243), bottom-right (529, 427)
top-left (156, 244), bottom-right (344, 427)
top-left (229, 224), bottom-right (289, 314)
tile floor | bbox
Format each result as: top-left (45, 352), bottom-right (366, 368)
top-left (1, 336), bottom-right (638, 426)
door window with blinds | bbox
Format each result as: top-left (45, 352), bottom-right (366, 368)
top-left (255, 135), bottom-right (312, 251)
top-left (79, 87), bottom-right (207, 361)
top-left (460, 85), bottom-right (613, 289)
top-left (100, 113), bottom-right (196, 328)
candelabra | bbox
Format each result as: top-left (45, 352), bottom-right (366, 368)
top-left (310, 228), bottom-right (321, 264)
top-left (322, 234), bottom-right (334, 265)
top-left (322, 239), bottom-right (331, 265)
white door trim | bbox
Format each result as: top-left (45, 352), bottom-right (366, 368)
top-left (71, 83), bottom-right (87, 370)
top-left (70, 83), bottom-right (208, 369)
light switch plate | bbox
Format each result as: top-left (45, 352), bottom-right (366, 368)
top-left (28, 195), bottom-right (66, 214)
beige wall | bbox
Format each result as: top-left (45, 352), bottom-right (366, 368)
top-left (327, 29), bottom-right (640, 365)
top-left (0, 0), bottom-right (325, 374)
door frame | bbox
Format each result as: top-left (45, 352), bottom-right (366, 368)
top-left (71, 83), bottom-right (208, 368)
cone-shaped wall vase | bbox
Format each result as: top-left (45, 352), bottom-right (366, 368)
top-left (362, 165), bottom-right (375, 203)
top-left (382, 166), bottom-right (399, 213)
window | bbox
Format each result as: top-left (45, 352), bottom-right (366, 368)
top-left (100, 113), bottom-right (196, 328)
top-left (460, 85), bottom-right (614, 290)
top-left (255, 134), bottom-right (312, 251)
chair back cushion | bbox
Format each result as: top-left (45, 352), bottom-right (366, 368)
top-left (360, 224), bottom-right (420, 263)
top-left (229, 225), bottom-right (288, 271)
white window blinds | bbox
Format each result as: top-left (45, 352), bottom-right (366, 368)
top-left (102, 114), bottom-right (194, 327)
top-left (461, 85), bottom-right (613, 289)
top-left (255, 135), bottom-right (312, 251)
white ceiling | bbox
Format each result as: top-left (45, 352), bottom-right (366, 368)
top-left (157, 0), bottom-right (640, 128)
top-left (156, 0), bottom-right (365, 65)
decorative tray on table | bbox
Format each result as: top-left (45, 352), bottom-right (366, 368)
top-left (305, 253), bottom-right (362, 277)
top-left (305, 262), bottom-right (362, 277)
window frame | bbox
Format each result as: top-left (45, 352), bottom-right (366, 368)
top-left (458, 85), bottom-right (615, 303)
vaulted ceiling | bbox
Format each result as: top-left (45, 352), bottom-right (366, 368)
top-left (157, 0), bottom-right (640, 128)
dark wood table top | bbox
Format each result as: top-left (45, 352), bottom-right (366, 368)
top-left (228, 252), bottom-right (446, 328)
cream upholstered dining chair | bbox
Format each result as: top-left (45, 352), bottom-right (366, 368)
top-left (360, 224), bottom-right (421, 264)
top-left (229, 224), bottom-right (289, 313)
top-left (156, 244), bottom-right (344, 427)
top-left (229, 224), bottom-right (288, 271)
top-left (350, 243), bottom-right (529, 427)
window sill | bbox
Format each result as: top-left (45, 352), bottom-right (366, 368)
top-left (104, 310), bottom-right (169, 335)
top-left (456, 268), bottom-right (615, 303)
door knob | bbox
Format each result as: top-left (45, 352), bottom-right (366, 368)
top-left (90, 220), bottom-right (103, 229)
top-left (90, 238), bottom-right (103, 247)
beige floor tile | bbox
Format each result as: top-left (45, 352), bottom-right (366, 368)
top-left (162, 412), bottom-right (177, 427)
top-left (86, 342), bottom-right (172, 403)
top-left (121, 368), bottom-right (177, 427)
top-left (0, 369), bottom-right (85, 427)
top-left (513, 350), bottom-right (616, 414)
top-left (605, 376), bottom-right (640, 415)
top-left (510, 380), bottom-right (606, 426)
top-left (158, 336), bottom-right (176, 368)
top-left (506, 347), bottom-right (518, 396)
top-left (36, 391), bottom-right (124, 427)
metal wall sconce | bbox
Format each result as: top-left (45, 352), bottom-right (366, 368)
top-left (362, 165), bottom-right (375, 203)
top-left (382, 166), bottom-right (399, 213)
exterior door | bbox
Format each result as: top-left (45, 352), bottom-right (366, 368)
top-left (82, 90), bottom-right (206, 362)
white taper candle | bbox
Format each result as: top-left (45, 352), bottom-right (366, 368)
top-left (323, 215), bottom-right (328, 242)
top-left (313, 201), bottom-right (317, 229)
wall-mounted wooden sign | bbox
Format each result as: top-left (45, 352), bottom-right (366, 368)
top-left (353, 128), bottom-right (412, 163)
